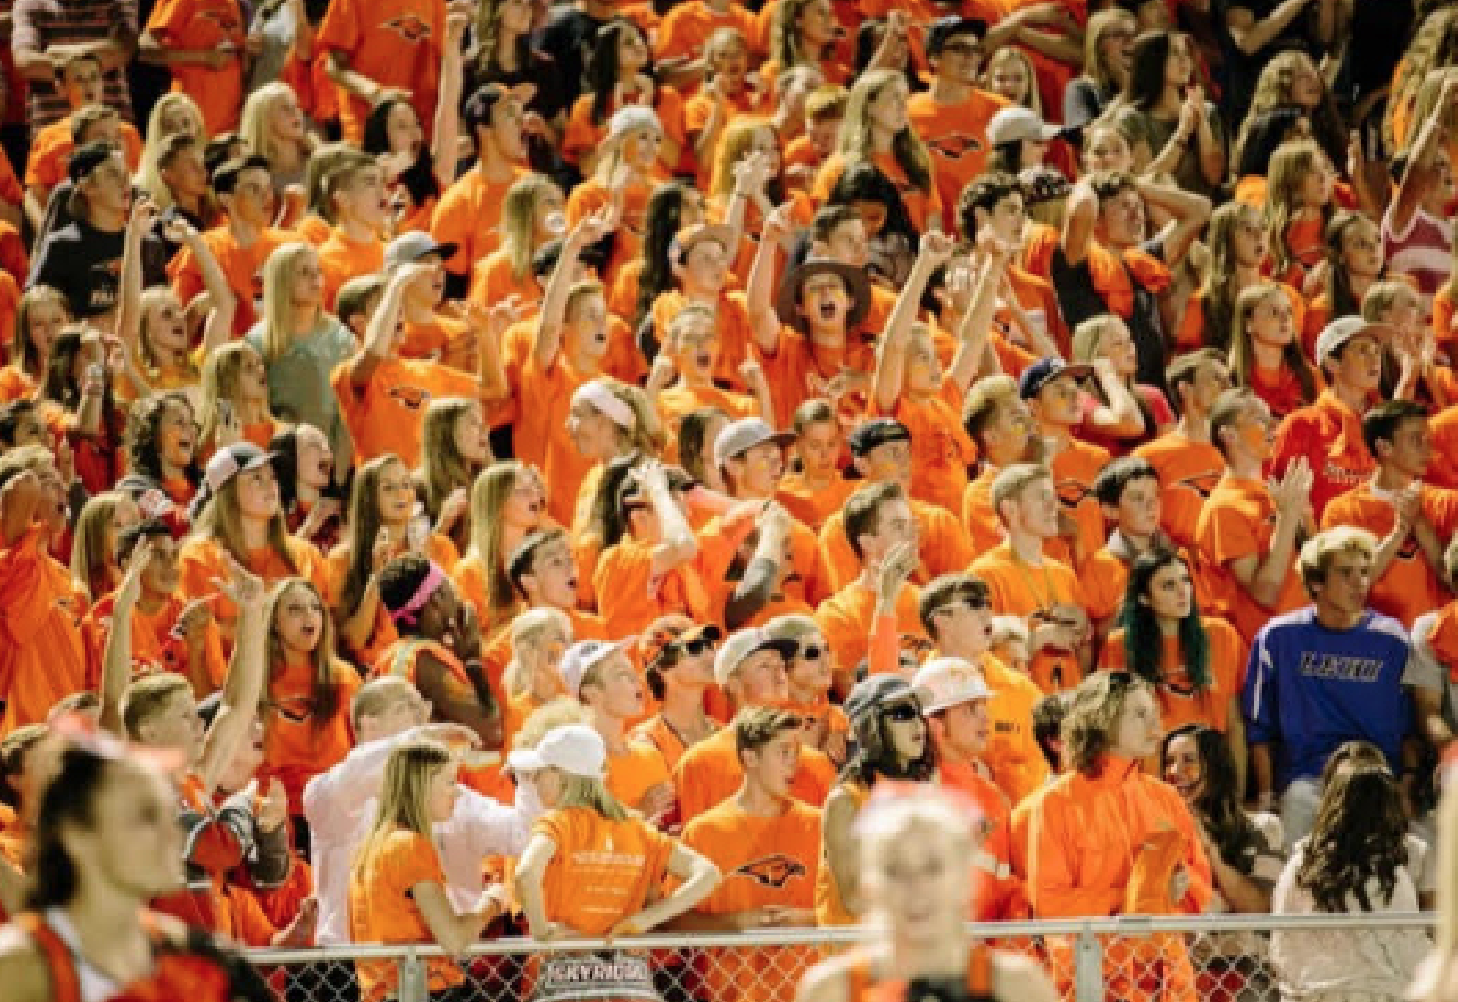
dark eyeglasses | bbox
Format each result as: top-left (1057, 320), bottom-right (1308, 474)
top-left (679, 635), bottom-right (716, 657)
top-left (796, 644), bottom-right (825, 661)
top-left (883, 702), bottom-right (921, 722)
top-left (933, 598), bottom-right (989, 616)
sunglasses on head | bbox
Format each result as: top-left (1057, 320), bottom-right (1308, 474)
top-left (883, 702), bottom-right (921, 722)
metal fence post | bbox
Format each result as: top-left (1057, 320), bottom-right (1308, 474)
top-left (397, 948), bottom-right (429, 1002)
top-left (1074, 927), bottom-right (1103, 1002)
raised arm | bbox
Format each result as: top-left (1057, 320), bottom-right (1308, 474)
top-left (746, 203), bottom-right (793, 356)
top-left (1060, 181), bottom-right (1099, 268)
top-left (431, 2), bottom-right (470, 189)
top-left (98, 539), bottom-right (152, 735)
top-left (1137, 177), bottom-right (1211, 269)
top-left (874, 231), bottom-right (955, 411)
top-left (348, 264), bottom-right (424, 389)
top-left (948, 241), bottom-right (1009, 395)
top-left (1224, 0), bottom-right (1314, 57)
top-left (535, 207), bottom-right (614, 369)
top-left (168, 218), bottom-right (237, 360)
top-left (1391, 77), bottom-right (1458, 239)
top-left (637, 458), bottom-right (697, 578)
top-left (195, 559), bottom-right (269, 795)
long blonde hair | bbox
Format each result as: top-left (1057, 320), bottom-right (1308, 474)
top-left (555, 773), bottom-right (631, 821)
top-left (468, 461), bottom-right (530, 622)
top-left (241, 82), bottom-right (309, 171)
top-left (12, 286), bottom-right (69, 379)
top-left (710, 118), bottom-right (776, 199)
top-left (199, 342), bottom-right (273, 451)
top-left (137, 287), bottom-right (198, 379)
top-left (259, 243), bottom-right (322, 366)
top-left (135, 93), bottom-right (205, 207)
top-left (1386, 6), bottom-right (1458, 153)
top-left (984, 47), bottom-right (1043, 117)
top-left (1198, 201), bottom-right (1262, 353)
top-left (358, 739), bottom-right (452, 864)
top-left (838, 69), bottom-right (931, 193)
top-left (500, 175), bottom-right (561, 281)
top-left (504, 607), bottom-right (571, 699)
top-left (1081, 9), bottom-right (1136, 100)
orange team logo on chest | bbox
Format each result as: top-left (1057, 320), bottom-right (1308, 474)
top-left (388, 385), bottom-right (432, 409)
top-left (383, 14), bottom-right (432, 42)
top-left (732, 853), bottom-right (808, 888)
top-left (197, 9), bottom-right (242, 35)
top-left (927, 134), bottom-right (986, 160)
top-left (1172, 469), bottom-right (1222, 501)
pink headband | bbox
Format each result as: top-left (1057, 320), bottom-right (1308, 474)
top-left (390, 562), bottom-right (447, 627)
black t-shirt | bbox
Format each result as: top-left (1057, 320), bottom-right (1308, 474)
top-left (1215, 0), bottom-right (1319, 121)
top-left (538, 7), bottom-right (609, 120)
top-left (29, 216), bottom-right (168, 319)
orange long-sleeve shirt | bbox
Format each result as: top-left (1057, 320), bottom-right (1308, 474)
top-left (0, 526), bottom-right (88, 734)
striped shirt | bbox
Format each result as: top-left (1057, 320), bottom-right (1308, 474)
top-left (1382, 202), bottom-right (1453, 318)
top-left (10, 0), bottom-right (138, 132)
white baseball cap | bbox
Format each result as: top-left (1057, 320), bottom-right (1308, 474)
top-left (713, 627), bottom-right (798, 688)
top-left (507, 724), bottom-right (607, 778)
top-left (1314, 316), bottom-right (1388, 368)
top-left (912, 657), bottom-right (995, 714)
top-left (987, 107), bottom-right (1060, 147)
top-left (713, 417), bottom-right (795, 470)
top-left (558, 639), bottom-right (629, 699)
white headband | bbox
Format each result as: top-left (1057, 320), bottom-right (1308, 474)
top-left (571, 381), bottom-right (635, 429)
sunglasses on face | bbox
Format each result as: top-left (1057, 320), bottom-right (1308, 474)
top-left (679, 635), bottom-right (716, 657)
top-left (883, 702), bottom-right (921, 722)
top-left (796, 644), bottom-right (825, 661)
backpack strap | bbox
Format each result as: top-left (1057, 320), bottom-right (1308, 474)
top-left (15, 913), bottom-right (82, 1002)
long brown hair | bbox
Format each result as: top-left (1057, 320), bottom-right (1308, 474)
top-left (1296, 762), bottom-right (1411, 913)
top-left (1227, 282), bottom-right (1317, 404)
top-left (468, 461), bottom-right (529, 623)
top-left (357, 739), bottom-right (452, 866)
top-left (340, 455), bottom-right (407, 619)
top-left (265, 578), bottom-right (344, 728)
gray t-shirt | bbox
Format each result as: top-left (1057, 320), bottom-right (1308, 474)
top-left (1112, 101), bottom-right (1227, 200)
top-left (245, 315), bottom-right (357, 468)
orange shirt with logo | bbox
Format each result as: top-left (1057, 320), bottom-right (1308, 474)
top-left (907, 87), bottom-right (1011, 232)
top-left (145, 0), bottom-right (248, 133)
top-left (170, 227), bottom-right (297, 337)
top-left (1132, 432), bottom-right (1226, 551)
top-left (80, 589), bottom-right (228, 692)
top-left (881, 380), bottom-right (976, 516)
top-left (315, 0), bottom-right (443, 145)
top-left (24, 118), bottom-right (143, 191)
top-left (331, 356), bottom-right (483, 468)
top-left (1270, 389), bottom-right (1376, 522)
top-left (259, 654), bottom-right (360, 816)
top-left (681, 798), bottom-right (822, 1002)
top-left (1099, 619), bottom-right (1246, 737)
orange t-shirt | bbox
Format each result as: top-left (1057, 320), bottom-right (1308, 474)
top-left (649, 289), bottom-right (758, 392)
top-left (315, 0), bottom-right (443, 145)
top-left (1048, 436), bottom-right (1111, 569)
top-left (813, 151), bottom-right (942, 237)
top-left (79, 589), bottom-right (228, 692)
top-left (169, 226), bottom-right (298, 337)
top-left (681, 798), bottom-right (822, 1002)
top-left (606, 739), bottom-right (673, 813)
top-left (906, 87), bottom-right (1011, 232)
top-left (349, 826), bottom-right (461, 1002)
top-left (260, 654), bottom-right (361, 816)
top-left (654, 2), bottom-right (757, 61)
top-left (467, 247), bottom-right (542, 318)
top-left (535, 806), bottom-right (676, 935)
top-left (656, 382), bottom-right (758, 462)
top-left (1321, 480), bottom-right (1458, 626)
top-left (1099, 618), bottom-right (1245, 737)
top-left (562, 87), bottom-right (686, 170)
top-left (1193, 475), bottom-right (1309, 647)
top-left (818, 497), bottom-right (975, 594)
top-left (813, 580), bottom-right (924, 679)
top-left (430, 165), bottom-right (532, 278)
top-left (0, 526), bottom-right (89, 734)
top-left (882, 380), bottom-right (976, 516)
top-left (775, 473), bottom-right (857, 533)
top-left (177, 535), bottom-right (329, 635)
top-left (1248, 359), bottom-right (1319, 421)
top-left (146, 0), bottom-right (248, 133)
top-left (674, 724), bottom-right (836, 823)
top-left (970, 541), bottom-right (1085, 694)
top-left (1435, 286), bottom-right (1458, 363)
top-left (960, 466), bottom-right (1006, 556)
top-left (629, 714), bottom-right (715, 772)
top-left (317, 228), bottom-right (385, 312)
top-left (1270, 388), bottom-right (1376, 522)
top-left (1132, 432), bottom-right (1226, 552)
top-left (980, 652), bottom-right (1050, 808)
top-left (24, 117), bottom-right (143, 191)
top-left (331, 356), bottom-right (484, 468)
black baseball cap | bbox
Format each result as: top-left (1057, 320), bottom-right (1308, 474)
top-left (1018, 356), bottom-right (1092, 400)
top-left (845, 674), bottom-right (921, 725)
top-left (212, 155), bottom-right (272, 195)
top-left (849, 418), bottom-right (911, 457)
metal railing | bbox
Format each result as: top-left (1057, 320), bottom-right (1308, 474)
top-left (244, 913), bottom-right (1437, 1002)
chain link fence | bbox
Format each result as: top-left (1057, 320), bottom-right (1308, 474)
top-left (246, 914), bottom-right (1436, 1002)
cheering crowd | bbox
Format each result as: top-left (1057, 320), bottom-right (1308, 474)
top-left (3, 0), bottom-right (1458, 999)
